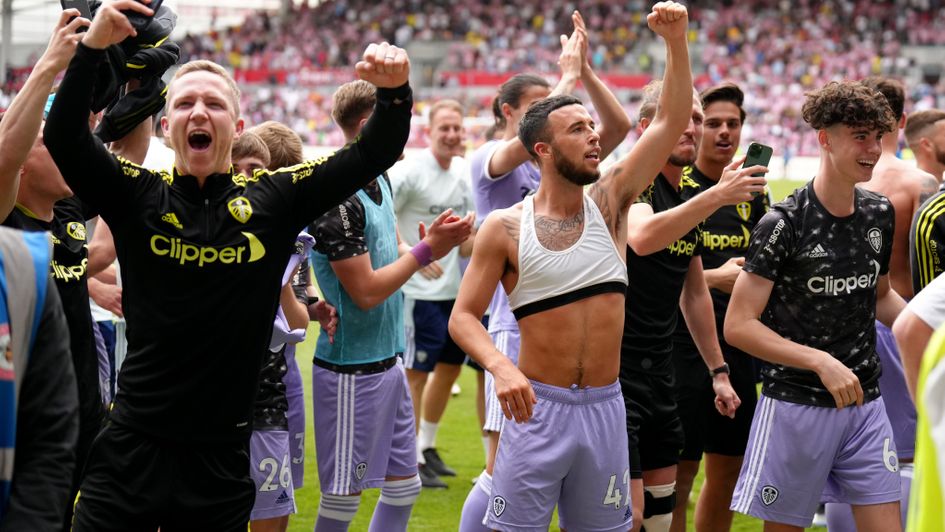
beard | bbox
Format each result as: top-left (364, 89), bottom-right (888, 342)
top-left (552, 146), bottom-right (600, 186)
top-left (935, 145), bottom-right (945, 167)
top-left (668, 149), bottom-right (697, 167)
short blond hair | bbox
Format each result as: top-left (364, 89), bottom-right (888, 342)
top-left (251, 121), bottom-right (304, 170)
top-left (428, 99), bottom-right (464, 126)
top-left (331, 80), bottom-right (376, 137)
top-left (231, 131), bottom-right (271, 168)
top-left (169, 60), bottom-right (241, 116)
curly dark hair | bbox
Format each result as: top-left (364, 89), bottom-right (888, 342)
top-left (801, 81), bottom-right (896, 133)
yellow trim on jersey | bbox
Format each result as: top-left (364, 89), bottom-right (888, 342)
top-left (12, 203), bottom-right (41, 220)
top-left (137, 35), bottom-right (170, 49)
top-left (913, 193), bottom-right (945, 290)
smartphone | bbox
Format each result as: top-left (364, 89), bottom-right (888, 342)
top-left (743, 142), bottom-right (773, 177)
top-left (60, 0), bottom-right (93, 31)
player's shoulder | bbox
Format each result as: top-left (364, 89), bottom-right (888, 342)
top-left (481, 203), bottom-right (524, 238)
top-left (856, 186), bottom-right (894, 214)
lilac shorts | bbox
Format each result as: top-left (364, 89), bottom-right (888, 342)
top-left (483, 329), bottom-right (521, 433)
top-left (731, 395), bottom-right (900, 527)
top-left (283, 345), bottom-right (306, 488)
top-left (875, 320), bottom-right (917, 460)
top-left (249, 430), bottom-right (297, 520)
top-left (312, 358), bottom-right (417, 495)
top-left (487, 380), bottom-right (632, 532)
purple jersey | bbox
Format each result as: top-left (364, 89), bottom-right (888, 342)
top-left (470, 140), bottom-right (541, 333)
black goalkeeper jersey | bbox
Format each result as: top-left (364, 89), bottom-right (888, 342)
top-left (743, 180), bottom-right (894, 407)
top-left (621, 170), bottom-right (703, 377)
top-left (45, 43), bottom-right (412, 442)
top-left (672, 165), bottom-right (771, 355)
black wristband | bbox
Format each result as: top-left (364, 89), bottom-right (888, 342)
top-left (709, 362), bottom-right (730, 378)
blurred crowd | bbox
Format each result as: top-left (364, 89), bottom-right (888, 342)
top-left (7, 0), bottom-right (945, 155)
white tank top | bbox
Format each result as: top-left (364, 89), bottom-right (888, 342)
top-left (508, 193), bottom-right (628, 320)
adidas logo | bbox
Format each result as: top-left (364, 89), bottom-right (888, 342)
top-left (275, 490), bottom-right (291, 504)
top-left (161, 212), bottom-right (183, 229)
top-left (808, 243), bottom-right (828, 258)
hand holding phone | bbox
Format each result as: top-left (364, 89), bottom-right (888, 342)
top-left (742, 142), bottom-right (772, 197)
top-left (60, 0), bottom-right (93, 32)
top-left (742, 142), bottom-right (773, 177)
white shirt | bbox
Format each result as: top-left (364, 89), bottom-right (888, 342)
top-left (388, 150), bottom-right (473, 300)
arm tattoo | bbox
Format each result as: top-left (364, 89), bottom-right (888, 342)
top-left (534, 210), bottom-right (585, 251)
top-left (501, 212), bottom-right (521, 243)
top-left (588, 182), bottom-right (613, 231)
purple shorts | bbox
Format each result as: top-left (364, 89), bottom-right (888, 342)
top-left (483, 329), bottom-right (521, 433)
top-left (312, 358), bottom-right (417, 495)
top-left (487, 380), bottom-right (632, 532)
top-left (249, 430), bottom-right (297, 520)
top-left (731, 395), bottom-right (900, 527)
top-left (875, 320), bottom-right (917, 460)
top-left (283, 345), bottom-right (306, 488)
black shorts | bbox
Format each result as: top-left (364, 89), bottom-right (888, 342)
top-left (672, 345), bottom-right (758, 461)
top-left (621, 370), bottom-right (685, 479)
top-left (73, 421), bottom-right (255, 532)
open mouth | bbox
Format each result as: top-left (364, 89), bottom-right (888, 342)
top-left (716, 141), bottom-right (732, 150)
top-left (858, 160), bottom-right (876, 169)
top-left (585, 149), bottom-right (601, 162)
top-left (188, 131), bottom-right (212, 152)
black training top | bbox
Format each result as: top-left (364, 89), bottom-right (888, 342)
top-left (744, 180), bottom-right (894, 407)
top-left (621, 170), bottom-right (703, 377)
top-left (672, 165), bottom-right (771, 355)
top-left (310, 176), bottom-right (388, 261)
top-left (3, 197), bottom-right (105, 438)
top-left (910, 189), bottom-right (945, 294)
top-left (44, 43), bottom-right (412, 442)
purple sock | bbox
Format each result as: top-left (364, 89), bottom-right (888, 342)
top-left (368, 477), bottom-right (421, 532)
top-left (315, 494), bottom-right (360, 532)
top-left (459, 472), bottom-right (492, 532)
top-left (314, 516), bottom-right (351, 532)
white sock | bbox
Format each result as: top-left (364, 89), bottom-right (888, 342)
top-left (418, 419), bottom-right (438, 452)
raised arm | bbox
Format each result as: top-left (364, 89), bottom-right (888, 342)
top-left (0, 11), bottom-right (89, 220)
top-left (287, 43), bottom-right (414, 229)
top-left (571, 11), bottom-right (632, 157)
top-left (587, 2), bottom-right (692, 237)
top-left (44, 0), bottom-right (156, 216)
top-left (449, 211), bottom-right (536, 423)
top-left (486, 17), bottom-right (586, 178)
top-left (627, 158), bottom-right (765, 256)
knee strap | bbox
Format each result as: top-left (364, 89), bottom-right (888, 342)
top-left (643, 483), bottom-right (676, 518)
top-left (378, 475), bottom-right (422, 507)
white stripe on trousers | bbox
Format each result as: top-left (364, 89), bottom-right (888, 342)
top-left (403, 324), bottom-right (416, 368)
top-left (332, 374), bottom-right (357, 494)
top-left (735, 396), bottom-right (776, 513)
top-left (484, 330), bottom-right (513, 432)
